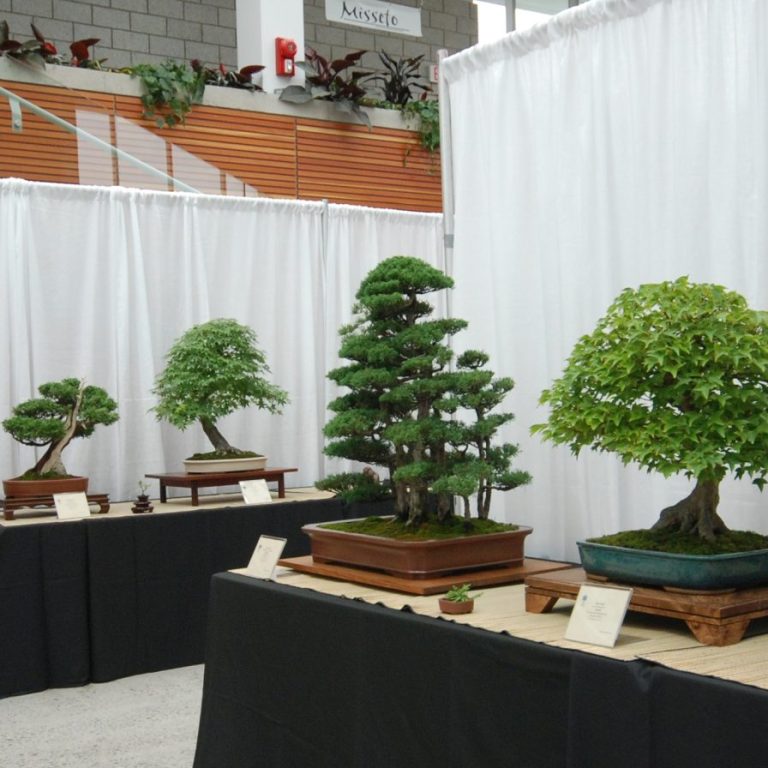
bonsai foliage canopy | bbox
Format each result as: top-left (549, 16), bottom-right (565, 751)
top-left (533, 277), bottom-right (768, 542)
top-left (152, 318), bottom-right (289, 456)
top-left (3, 378), bottom-right (118, 477)
top-left (321, 255), bottom-right (531, 526)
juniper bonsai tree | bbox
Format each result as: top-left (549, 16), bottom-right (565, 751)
top-left (533, 277), bottom-right (768, 542)
top-left (3, 378), bottom-right (118, 477)
top-left (320, 255), bottom-right (530, 526)
top-left (152, 318), bottom-right (289, 457)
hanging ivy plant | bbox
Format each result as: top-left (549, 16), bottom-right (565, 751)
top-left (128, 60), bottom-right (206, 128)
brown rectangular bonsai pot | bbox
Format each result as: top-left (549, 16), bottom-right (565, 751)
top-left (302, 519), bottom-right (533, 579)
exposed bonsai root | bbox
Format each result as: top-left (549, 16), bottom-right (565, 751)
top-left (651, 479), bottom-right (728, 542)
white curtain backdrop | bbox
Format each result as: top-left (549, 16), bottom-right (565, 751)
top-left (323, 203), bottom-right (447, 476)
top-left (443, 0), bottom-right (768, 560)
top-left (0, 179), bottom-right (443, 502)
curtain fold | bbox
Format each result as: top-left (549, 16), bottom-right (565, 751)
top-left (0, 180), bottom-right (443, 502)
top-left (444, 0), bottom-right (768, 559)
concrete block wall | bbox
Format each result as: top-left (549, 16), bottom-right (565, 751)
top-left (1, 0), bottom-right (475, 73)
top-left (304, 0), bottom-right (477, 72)
top-left (2, 0), bottom-right (238, 70)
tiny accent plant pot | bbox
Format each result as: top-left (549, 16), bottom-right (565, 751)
top-left (131, 495), bottom-right (154, 514)
top-left (439, 598), bottom-right (474, 615)
top-left (183, 456), bottom-right (267, 473)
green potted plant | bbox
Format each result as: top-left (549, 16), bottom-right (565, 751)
top-left (308, 256), bottom-right (532, 578)
top-left (2, 377), bottom-right (119, 497)
top-left (152, 318), bottom-right (289, 473)
top-left (533, 276), bottom-right (768, 589)
top-left (438, 583), bottom-right (482, 615)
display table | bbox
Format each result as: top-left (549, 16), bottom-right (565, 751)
top-left (194, 573), bottom-right (768, 768)
top-left (0, 496), bottom-right (392, 698)
top-left (145, 468), bottom-right (298, 505)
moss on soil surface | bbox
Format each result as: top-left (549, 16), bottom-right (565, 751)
top-left (186, 450), bottom-right (262, 460)
top-left (322, 516), bottom-right (518, 541)
top-left (590, 528), bottom-right (768, 555)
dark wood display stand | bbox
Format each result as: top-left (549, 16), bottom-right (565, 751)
top-left (280, 555), bottom-right (571, 595)
top-left (145, 468), bottom-right (298, 506)
top-left (2, 493), bottom-right (110, 520)
top-left (525, 566), bottom-right (768, 646)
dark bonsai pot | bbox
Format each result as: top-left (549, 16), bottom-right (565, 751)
top-left (131, 494), bottom-right (154, 514)
top-left (3, 475), bottom-right (89, 497)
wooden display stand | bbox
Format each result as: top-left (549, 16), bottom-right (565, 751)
top-left (525, 566), bottom-right (768, 646)
top-left (2, 493), bottom-right (110, 521)
top-left (280, 555), bottom-right (571, 596)
top-left (146, 468), bottom-right (298, 506)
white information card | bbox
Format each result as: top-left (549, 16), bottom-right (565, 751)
top-left (240, 479), bottom-right (273, 505)
top-left (53, 492), bottom-right (91, 520)
top-left (245, 535), bottom-right (287, 580)
top-left (565, 584), bottom-right (633, 648)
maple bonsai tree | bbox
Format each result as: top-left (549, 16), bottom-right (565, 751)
top-left (3, 378), bottom-right (118, 477)
top-left (533, 277), bottom-right (768, 542)
top-left (320, 255), bottom-right (530, 526)
top-left (152, 318), bottom-right (288, 458)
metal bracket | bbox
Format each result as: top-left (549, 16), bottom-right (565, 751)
top-left (8, 96), bottom-right (22, 133)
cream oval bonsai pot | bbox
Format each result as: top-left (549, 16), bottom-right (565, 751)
top-left (152, 318), bottom-right (288, 473)
top-left (534, 277), bottom-right (768, 590)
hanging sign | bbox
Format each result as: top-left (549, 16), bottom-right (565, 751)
top-left (325, 0), bottom-right (422, 38)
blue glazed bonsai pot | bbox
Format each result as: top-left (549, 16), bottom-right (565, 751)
top-left (578, 540), bottom-right (768, 591)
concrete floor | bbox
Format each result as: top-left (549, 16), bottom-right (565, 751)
top-left (0, 665), bottom-right (203, 768)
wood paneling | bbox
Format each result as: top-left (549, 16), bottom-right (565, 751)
top-left (0, 80), bottom-right (442, 211)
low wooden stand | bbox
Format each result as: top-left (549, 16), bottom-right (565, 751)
top-left (525, 567), bottom-right (768, 646)
top-left (145, 468), bottom-right (298, 506)
top-left (280, 555), bottom-right (571, 595)
top-left (2, 493), bottom-right (110, 521)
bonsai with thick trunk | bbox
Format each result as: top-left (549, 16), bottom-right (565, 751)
top-left (152, 318), bottom-right (288, 458)
top-left (533, 277), bottom-right (768, 543)
top-left (320, 255), bottom-right (530, 527)
top-left (3, 378), bottom-right (118, 477)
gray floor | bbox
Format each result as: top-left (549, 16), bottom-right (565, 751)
top-left (0, 665), bottom-right (204, 768)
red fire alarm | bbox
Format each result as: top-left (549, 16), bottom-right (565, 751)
top-left (276, 37), bottom-right (298, 77)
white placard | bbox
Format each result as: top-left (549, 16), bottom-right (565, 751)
top-left (240, 479), bottom-right (273, 505)
top-left (53, 492), bottom-right (91, 520)
top-left (564, 584), bottom-right (633, 648)
top-left (325, 0), bottom-right (422, 37)
top-left (245, 535), bottom-right (287, 579)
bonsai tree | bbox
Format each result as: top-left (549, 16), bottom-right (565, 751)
top-left (3, 378), bottom-right (119, 477)
top-left (533, 277), bottom-right (768, 543)
top-left (152, 318), bottom-right (289, 457)
top-left (320, 255), bottom-right (530, 527)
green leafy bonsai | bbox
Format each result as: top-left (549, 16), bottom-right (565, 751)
top-left (319, 255), bottom-right (531, 527)
top-left (533, 277), bottom-right (768, 544)
top-left (3, 378), bottom-right (119, 477)
top-left (152, 318), bottom-right (289, 458)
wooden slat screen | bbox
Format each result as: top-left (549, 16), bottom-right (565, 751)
top-left (0, 80), bottom-right (441, 212)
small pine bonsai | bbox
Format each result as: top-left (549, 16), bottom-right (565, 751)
top-left (533, 277), bottom-right (768, 543)
top-left (152, 318), bottom-right (289, 458)
top-left (3, 378), bottom-right (119, 478)
top-left (319, 255), bottom-right (531, 527)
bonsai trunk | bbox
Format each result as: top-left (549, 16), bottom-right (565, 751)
top-left (200, 418), bottom-right (242, 455)
top-left (651, 478), bottom-right (729, 542)
top-left (33, 383), bottom-right (85, 476)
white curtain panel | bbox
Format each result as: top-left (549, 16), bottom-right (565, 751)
top-left (443, 0), bottom-right (768, 560)
top-left (323, 204), bottom-right (445, 476)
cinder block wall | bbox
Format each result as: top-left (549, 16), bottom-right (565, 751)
top-left (1, 0), bottom-right (475, 71)
top-left (1, 0), bottom-right (238, 70)
top-left (305, 0), bottom-right (477, 67)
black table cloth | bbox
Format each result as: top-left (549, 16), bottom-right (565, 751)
top-left (194, 572), bottom-right (768, 768)
top-left (0, 497), bottom-right (389, 698)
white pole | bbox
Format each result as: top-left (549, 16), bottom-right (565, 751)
top-left (437, 48), bottom-right (454, 288)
